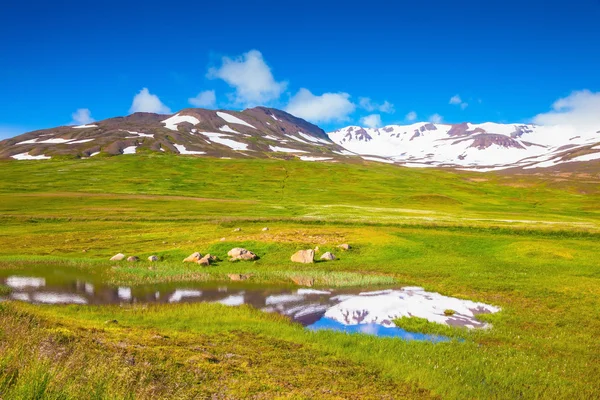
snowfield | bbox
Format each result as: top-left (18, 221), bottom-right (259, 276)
top-left (72, 124), bottom-right (98, 129)
top-left (216, 112), bottom-right (256, 129)
top-left (11, 152), bottom-right (51, 160)
top-left (122, 146), bottom-right (137, 154)
top-left (269, 145), bottom-right (308, 153)
top-left (162, 114), bottom-right (200, 131)
top-left (173, 144), bottom-right (206, 155)
top-left (299, 156), bottom-right (333, 161)
top-left (198, 132), bottom-right (250, 151)
top-left (329, 122), bottom-right (600, 170)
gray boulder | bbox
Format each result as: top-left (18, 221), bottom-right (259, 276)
top-left (320, 252), bottom-right (336, 261)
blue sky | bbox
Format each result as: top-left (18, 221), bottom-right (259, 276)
top-left (1, 0), bottom-right (599, 138)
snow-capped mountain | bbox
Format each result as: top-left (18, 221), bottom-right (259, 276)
top-left (0, 107), bottom-right (346, 162)
top-left (328, 122), bottom-right (600, 171)
top-left (2, 107), bottom-right (599, 172)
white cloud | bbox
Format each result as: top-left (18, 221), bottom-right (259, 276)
top-left (361, 114), bottom-right (382, 128)
top-left (359, 97), bottom-right (395, 113)
top-left (189, 90), bottom-right (216, 108)
top-left (285, 88), bottom-right (356, 123)
top-left (429, 113), bottom-right (443, 123)
top-left (129, 88), bottom-right (171, 114)
top-left (533, 90), bottom-right (600, 132)
top-left (405, 111), bottom-right (417, 122)
top-left (379, 101), bottom-right (395, 113)
top-left (207, 50), bottom-right (287, 106)
top-left (70, 108), bottom-right (94, 125)
top-left (449, 95), bottom-right (462, 105)
top-left (450, 94), bottom-right (468, 110)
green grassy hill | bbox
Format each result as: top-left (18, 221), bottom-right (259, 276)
top-left (0, 155), bottom-right (599, 399)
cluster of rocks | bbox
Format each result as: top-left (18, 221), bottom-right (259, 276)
top-left (108, 242), bottom-right (350, 268)
top-left (227, 248), bottom-right (258, 261)
top-left (183, 252), bottom-right (218, 266)
top-left (289, 243), bottom-right (350, 264)
top-left (110, 253), bottom-right (158, 262)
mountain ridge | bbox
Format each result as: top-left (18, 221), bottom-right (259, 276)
top-left (1, 107), bottom-right (599, 172)
top-left (0, 107), bottom-right (347, 162)
top-left (328, 121), bottom-right (600, 171)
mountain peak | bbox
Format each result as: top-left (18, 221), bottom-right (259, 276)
top-left (328, 121), bottom-right (600, 171)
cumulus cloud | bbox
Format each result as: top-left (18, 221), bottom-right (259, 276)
top-left (359, 97), bottom-right (395, 113)
top-left (70, 108), bottom-right (94, 125)
top-left (207, 50), bottom-right (287, 106)
top-left (533, 90), bottom-right (600, 132)
top-left (129, 88), bottom-right (171, 114)
top-left (361, 114), bottom-right (382, 128)
top-left (429, 113), bottom-right (443, 123)
top-left (188, 90), bottom-right (216, 108)
top-left (405, 111), bottom-right (417, 122)
top-left (449, 95), bottom-right (462, 105)
top-left (449, 94), bottom-right (468, 110)
top-left (285, 88), bottom-right (356, 123)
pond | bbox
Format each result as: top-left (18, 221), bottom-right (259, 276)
top-left (0, 269), bottom-right (499, 341)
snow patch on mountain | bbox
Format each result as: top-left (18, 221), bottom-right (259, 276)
top-left (11, 152), bottom-right (51, 160)
top-left (73, 124), bottom-right (98, 129)
top-left (68, 139), bottom-right (94, 144)
top-left (299, 156), bottom-right (333, 161)
top-left (219, 125), bottom-right (239, 134)
top-left (269, 145), bottom-right (308, 153)
top-left (174, 144), bottom-right (206, 155)
top-left (216, 112), bottom-right (256, 129)
top-left (162, 114), bottom-right (200, 131)
top-left (198, 132), bottom-right (250, 151)
top-left (17, 138), bottom-right (74, 145)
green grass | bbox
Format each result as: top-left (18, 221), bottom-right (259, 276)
top-left (0, 155), bottom-right (599, 399)
top-left (0, 284), bottom-right (10, 296)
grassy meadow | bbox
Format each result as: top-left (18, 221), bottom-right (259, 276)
top-left (0, 154), bottom-right (599, 399)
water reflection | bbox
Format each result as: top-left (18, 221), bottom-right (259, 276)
top-left (1, 272), bottom-right (499, 340)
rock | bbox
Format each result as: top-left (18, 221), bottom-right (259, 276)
top-left (233, 228), bottom-right (241, 232)
top-left (183, 252), bottom-right (202, 262)
top-left (197, 258), bottom-right (210, 266)
top-left (82, 249), bottom-right (87, 253)
top-left (314, 246), bottom-right (320, 252)
top-left (227, 248), bottom-right (258, 261)
top-left (127, 256), bottom-right (139, 262)
top-left (220, 237), bottom-right (226, 242)
top-left (291, 276), bottom-right (315, 287)
top-left (148, 255), bottom-right (159, 262)
top-left (262, 227), bottom-right (269, 231)
top-left (110, 253), bottom-right (125, 261)
top-left (197, 254), bottom-right (217, 266)
top-left (338, 244), bottom-right (351, 251)
top-left (105, 319), bottom-right (118, 325)
top-left (227, 273), bottom-right (252, 281)
top-left (320, 252), bottom-right (336, 261)
top-left (291, 249), bottom-right (315, 264)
